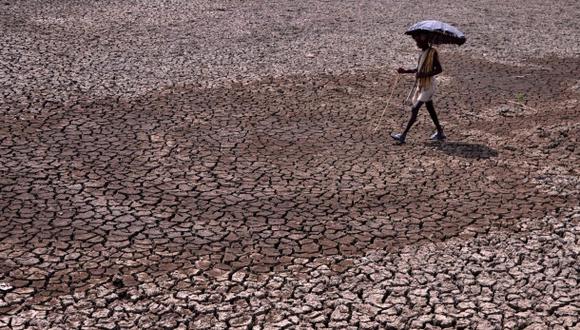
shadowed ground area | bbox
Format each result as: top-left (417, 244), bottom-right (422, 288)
top-left (1, 0), bottom-right (579, 329)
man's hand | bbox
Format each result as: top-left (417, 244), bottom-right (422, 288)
top-left (397, 68), bottom-right (417, 74)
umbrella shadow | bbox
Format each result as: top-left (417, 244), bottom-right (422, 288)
top-left (429, 141), bottom-right (499, 159)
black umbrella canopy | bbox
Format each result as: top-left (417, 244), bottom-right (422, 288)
top-left (405, 20), bottom-right (466, 46)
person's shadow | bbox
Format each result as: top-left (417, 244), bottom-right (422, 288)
top-left (428, 141), bottom-right (499, 159)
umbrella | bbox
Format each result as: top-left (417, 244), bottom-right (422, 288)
top-left (405, 20), bottom-right (466, 46)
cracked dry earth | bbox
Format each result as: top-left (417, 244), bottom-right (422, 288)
top-left (1, 1), bottom-right (579, 329)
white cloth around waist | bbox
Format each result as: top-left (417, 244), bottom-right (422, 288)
top-left (413, 77), bottom-right (437, 103)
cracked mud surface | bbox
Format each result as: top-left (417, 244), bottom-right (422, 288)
top-left (1, 0), bottom-right (579, 329)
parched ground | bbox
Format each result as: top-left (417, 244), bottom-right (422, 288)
top-left (0, 0), bottom-right (579, 329)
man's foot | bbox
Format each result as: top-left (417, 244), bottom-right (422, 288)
top-left (390, 133), bottom-right (406, 144)
top-left (430, 131), bottom-right (446, 141)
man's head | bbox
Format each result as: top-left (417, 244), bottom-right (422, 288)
top-left (412, 33), bottom-right (430, 49)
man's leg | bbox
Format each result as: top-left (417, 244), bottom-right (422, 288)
top-left (426, 101), bottom-right (445, 140)
top-left (402, 101), bottom-right (423, 137)
top-left (391, 101), bottom-right (423, 143)
top-left (426, 101), bottom-right (443, 133)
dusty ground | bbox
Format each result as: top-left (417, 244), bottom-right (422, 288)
top-left (1, 0), bottom-right (579, 329)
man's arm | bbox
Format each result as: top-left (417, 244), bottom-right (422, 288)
top-left (397, 67), bottom-right (417, 74)
top-left (432, 51), bottom-right (443, 75)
